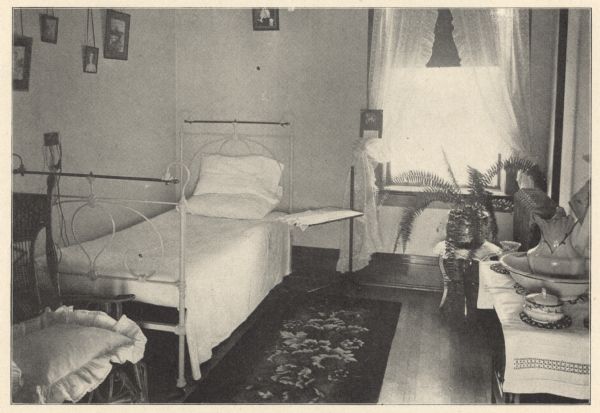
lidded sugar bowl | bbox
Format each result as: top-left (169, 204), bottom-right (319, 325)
top-left (523, 288), bottom-right (564, 323)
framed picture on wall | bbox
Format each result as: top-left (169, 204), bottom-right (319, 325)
top-left (360, 109), bottom-right (383, 139)
top-left (104, 9), bottom-right (130, 60)
top-left (252, 8), bottom-right (279, 31)
top-left (83, 46), bottom-right (99, 74)
top-left (40, 14), bottom-right (58, 43)
top-left (13, 36), bottom-right (33, 91)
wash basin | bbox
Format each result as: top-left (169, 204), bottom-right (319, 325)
top-left (499, 252), bottom-right (589, 301)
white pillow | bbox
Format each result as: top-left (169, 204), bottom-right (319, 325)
top-left (13, 324), bottom-right (131, 387)
top-left (193, 154), bottom-right (283, 201)
top-left (186, 193), bottom-right (279, 219)
top-left (11, 307), bottom-right (146, 403)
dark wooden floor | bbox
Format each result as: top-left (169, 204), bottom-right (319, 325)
top-left (285, 273), bottom-right (494, 404)
top-left (139, 261), bottom-right (494, 404)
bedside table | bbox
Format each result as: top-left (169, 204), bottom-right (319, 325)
top-left (280, 207), bottom-right (364, 273)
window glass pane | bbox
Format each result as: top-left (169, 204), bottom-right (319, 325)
top-left (387, 67), bottom-right (514, 185)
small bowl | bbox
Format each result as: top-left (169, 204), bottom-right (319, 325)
top-left (500, 241), bottom-right (521, 253)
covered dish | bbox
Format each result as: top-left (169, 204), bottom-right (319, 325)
top-left (523, 288), bottom-right (564, 323)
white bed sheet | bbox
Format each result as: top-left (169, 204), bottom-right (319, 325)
top-left (37, 209), bottom-right (291, 380)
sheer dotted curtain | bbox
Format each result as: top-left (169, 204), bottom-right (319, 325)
top-left (336, 9), bottom-right (437, 274)
top-left (451, 8), bottom-right (540, 185)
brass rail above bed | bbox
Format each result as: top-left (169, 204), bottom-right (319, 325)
top-left (184, 118), bottom-right (290, 126)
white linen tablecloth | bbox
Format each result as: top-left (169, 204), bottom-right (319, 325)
top-left (478, 260), bottom-right (590, 400)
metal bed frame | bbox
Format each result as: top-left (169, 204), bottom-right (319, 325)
top-left (12, 118), bottom-right (293, 390)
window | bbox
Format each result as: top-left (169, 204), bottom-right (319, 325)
top-left (387, 66), bottom-right (512, 186)
top-left (382, 9), bottom-right (514, 188)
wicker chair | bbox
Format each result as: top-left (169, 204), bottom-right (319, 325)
top-left (12, 191), bottom-right (149, 403)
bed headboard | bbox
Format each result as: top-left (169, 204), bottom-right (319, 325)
top-left (178, 119), bottom-right (294, 212)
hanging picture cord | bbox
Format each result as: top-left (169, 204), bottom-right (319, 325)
top-left (86, 9), bottom-right (96, 47)
top-left (19, 9), bottom-right (24, 37)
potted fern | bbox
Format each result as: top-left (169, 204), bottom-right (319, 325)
top-left (393, 155), bottom-right (545, 253)
top-left (392, 155), bottom-right (544, 319)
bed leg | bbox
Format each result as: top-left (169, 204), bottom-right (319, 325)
top-left (177, 333), bottom-right (187, 388)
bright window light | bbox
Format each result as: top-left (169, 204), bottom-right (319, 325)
top-left (386, 66), bottom-right (514, 185)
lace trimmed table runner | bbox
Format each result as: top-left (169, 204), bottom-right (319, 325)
top-left (477, 260), bottom-right (590, 400)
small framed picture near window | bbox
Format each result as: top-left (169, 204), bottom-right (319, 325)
top-left (360, 109), bottom-right (383, 139)
top-left (83, 46), bottom-right (99, 74)
top-left (104, 9), bottom-right (130, 60)
top-left (40, 14), bottom-right (58, 43)
top-left (252, 8), bottom-right (279, 31)
top-left (13, 36), bottom-right (33, 91)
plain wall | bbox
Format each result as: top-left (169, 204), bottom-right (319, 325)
top-left (12, 9), bottom-right (177, 242)
top-left (174, 8), bottom-right (368, 248)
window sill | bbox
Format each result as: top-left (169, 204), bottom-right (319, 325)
top-left (380, 185), bottom-right (513, 209)
top-left (382, 185), bottom-right (510, 198)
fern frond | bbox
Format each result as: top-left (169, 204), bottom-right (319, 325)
top-left (393, 170), bottom-right (459, 195)
top-left (466, 166), bottom-right (489, 199)
top-left (394, 199), bottom-right (435, 253)
top-left (481, 159), bottom-right (502, 187)
top-left (421, 187), bottom-right (463, 206)
top-left (502, 155), bottom-right (547, 190)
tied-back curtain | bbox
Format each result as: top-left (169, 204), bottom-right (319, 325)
top-left (451, 8), bottom-right (539, 166)
top-left (336, 9), bottom-right (438, 274)
top-left (336, 137), bottom-right (388, 273)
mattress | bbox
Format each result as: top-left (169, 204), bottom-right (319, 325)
top-left (37, 209), bottom-right (291, 380)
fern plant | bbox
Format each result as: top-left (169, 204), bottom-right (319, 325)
top-left (392, 154), bottom-right (544, 255)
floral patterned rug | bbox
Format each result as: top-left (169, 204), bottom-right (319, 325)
top-left (187, 293), bottom-right (402, 403)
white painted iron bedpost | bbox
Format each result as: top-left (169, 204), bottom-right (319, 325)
top-left (168, 147), bottom-right (190, 389)
top-left (174, 155), bottom-right (190, 389)
top-left (177, 195), bottom-right (187, 389)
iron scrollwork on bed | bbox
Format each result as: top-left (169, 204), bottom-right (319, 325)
top-left (59, 165), bottom-right (189, 284)
top-left (14, 118), bottom-right (293, 391)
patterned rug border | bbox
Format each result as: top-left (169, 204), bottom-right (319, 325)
top-left (186, 292), bottom-right (402, 404)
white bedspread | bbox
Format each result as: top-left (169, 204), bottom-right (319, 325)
top-left (37, 209), bottom-right (291, 380)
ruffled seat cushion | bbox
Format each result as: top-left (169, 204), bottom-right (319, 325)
top-left (12, 306), bottom-right (146, 403)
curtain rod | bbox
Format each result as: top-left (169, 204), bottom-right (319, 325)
top-left (12, 167), bottom-right (179, 185)
top-left (184, 119), bottom-right (290, 126)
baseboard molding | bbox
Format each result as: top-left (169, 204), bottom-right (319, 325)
top-left (292, 246), bottom-right (442, 291)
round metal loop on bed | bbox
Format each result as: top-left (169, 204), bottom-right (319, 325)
top-left (72, 201), bottom-right (116, 278)
top-left (112, 205), bottom-right (165, 279)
